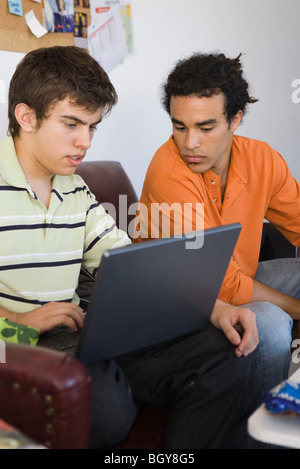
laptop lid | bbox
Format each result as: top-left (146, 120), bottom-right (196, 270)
top-left (76, 223), bottom-right (241, 365)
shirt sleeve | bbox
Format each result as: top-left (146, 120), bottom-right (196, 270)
top-left (265, 150), bottom-right (300, 248)
top-left (82, 190), bottom-right (131, 274)
top-left (217, 257), bottom-right (254, 305)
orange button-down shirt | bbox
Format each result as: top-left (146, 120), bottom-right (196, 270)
top-left (134, 135), bottom-right (300, 305)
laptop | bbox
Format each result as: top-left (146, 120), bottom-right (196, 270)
top-left (73, 223), bottom-right (241, 365)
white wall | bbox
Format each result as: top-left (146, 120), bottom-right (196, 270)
top-left (0, 0), bottom-right (299, 197)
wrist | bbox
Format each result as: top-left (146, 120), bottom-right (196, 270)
top-left (0, 308), bottom-right (18, 325)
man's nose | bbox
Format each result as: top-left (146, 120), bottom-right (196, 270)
top-left (74, 127), bottom-right (92, 149)
top-left (184, 130), bottom-right (201, 150)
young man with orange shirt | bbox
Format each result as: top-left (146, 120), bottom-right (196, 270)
top-left (135, 52), bottom-right (300, 316)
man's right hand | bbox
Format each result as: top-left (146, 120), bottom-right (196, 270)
top-left (5, 302), bottom-right (85, 334)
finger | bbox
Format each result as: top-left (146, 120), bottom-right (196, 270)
top-left (235, 328), bottom-right (259, 357)
top-left (235, 311), bottom-right (258, 356)
top-left (219, 315), bottom-right (257, 357)
top-left (63, 306), bottom-right (85, 329)
top-left (60, 314), bottom-right (81, 331)
top-left (41, 302), bottom-right (85, 331)
top-left (219, 320), bottom-right (242, 347)
top-left (50, 302), bottom-right (85, 324)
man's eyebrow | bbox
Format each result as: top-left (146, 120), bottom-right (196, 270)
top-left (171, 117), bottom-right (217, 126)
top-left (61, 115), bottom-right (103, 126)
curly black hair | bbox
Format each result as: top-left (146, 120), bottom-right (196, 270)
top-left (161, 52), bottom-right (258, 123)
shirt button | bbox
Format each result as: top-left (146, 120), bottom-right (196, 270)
top-left (210, 179), bottom-right (215, 184)
top-left (213, 198), bottom-right (218, 203)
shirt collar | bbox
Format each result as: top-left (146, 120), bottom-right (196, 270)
top-left (228, 135), bottom-right (248, 185)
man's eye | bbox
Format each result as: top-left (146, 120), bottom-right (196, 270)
top-left (201, 127), bottom-right (213, 133)
top-left (65, 123), bottom-right (77, 128)
top-left (174, 126), bottom-right (186, 132)
top-left (90, 125), bottom-right (97, 131)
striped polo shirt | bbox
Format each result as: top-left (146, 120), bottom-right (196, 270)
top-left (0, 136), bottom-right (130, 313)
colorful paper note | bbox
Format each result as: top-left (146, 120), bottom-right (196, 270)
top-left (8, 0), bottom-right (23, 16)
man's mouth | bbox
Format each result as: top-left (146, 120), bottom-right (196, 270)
top-left (183, 154), bottom-right (205, 163)
top-left (67, 155), bottom-right (83, 166)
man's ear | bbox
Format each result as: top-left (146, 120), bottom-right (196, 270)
top-left (14, 103), bottom-right (37, 133)
top-left (230, 110), bottom-right (243, 133)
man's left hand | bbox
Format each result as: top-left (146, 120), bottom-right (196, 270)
top-left (210, 299), bottom-right (259, 357)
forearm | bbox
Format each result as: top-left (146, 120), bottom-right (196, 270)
top-left (251, 278), bottom-right (300, 319)
top-left (0, 306), bottom-right (17, 323)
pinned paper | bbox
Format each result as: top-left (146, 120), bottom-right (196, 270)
top-left (88, 7), bottom-right (128, 73)
top-left (8, 0), bottom-right (23, 16)
top-left (25, 9), bottom-right (48, 38)
top-left (89, 1), bottom-right (133, 54)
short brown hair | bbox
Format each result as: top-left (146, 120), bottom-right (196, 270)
top-left (8, 46), bottom-right (117, 137)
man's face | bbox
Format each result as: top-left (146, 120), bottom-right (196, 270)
top-left (28, 98), bottom-right (102, 177)
top-left (170, 93), bottom-right (242, 177)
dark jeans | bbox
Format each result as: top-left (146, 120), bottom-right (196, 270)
top-left (89, 308), bottom-right (291, 449)
top-left (118, 325), bottom-right (262, 449)
top-left (89, 257), bottom-right (300, 449)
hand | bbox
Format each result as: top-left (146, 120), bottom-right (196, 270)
top-left (15, 302), bottom-right (85, 334)
top-left (210, 299), bottom-right (259, 357)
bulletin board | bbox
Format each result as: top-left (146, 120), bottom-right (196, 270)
top-left (0, 0), bottom-right (74, 53)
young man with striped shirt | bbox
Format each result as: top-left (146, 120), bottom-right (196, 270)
top-left (0, 46), bottom-right (129, 333)
top-left (0, 46), bottom-right (292, 449)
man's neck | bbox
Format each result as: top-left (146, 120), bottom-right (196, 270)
top-left (14, 136), bottom-right (53, 208)
top-left (27, 178), bottom-right (53, 208)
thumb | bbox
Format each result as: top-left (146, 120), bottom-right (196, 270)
top-left (220, 319), bottom-right (242, 347)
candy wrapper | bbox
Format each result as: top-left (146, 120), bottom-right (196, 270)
top-left (262, 379), bottom-right (300, 415)
top-left (0, 418), bottom-right (45, 449)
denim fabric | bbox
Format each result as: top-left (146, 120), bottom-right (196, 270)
top-left (89, 258), bottom-right (296, 449)
top-left (119, 303), bottom-right (292, 449)
top-left (118, 325), bottom-right (255, 448)
top-left (232, 301), bottom-right (292, 448)
top-left (90, 304), bottom-right (292, 448)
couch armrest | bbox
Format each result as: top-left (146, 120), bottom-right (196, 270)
top-left (0, 343), bottom-right (92, 449)
top-left (260, 222), bottom-right (298, 261)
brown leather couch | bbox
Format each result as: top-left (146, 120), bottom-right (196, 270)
top-left (0, 343), bottom-right (92, 449)
top-left (0, 160), bottom-right (298, 449)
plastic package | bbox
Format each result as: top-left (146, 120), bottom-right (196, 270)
top-left (262, 380), bottom-right (300, 415)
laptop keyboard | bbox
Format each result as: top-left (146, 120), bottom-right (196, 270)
top-left (37, 324), bottom-right (81, 356)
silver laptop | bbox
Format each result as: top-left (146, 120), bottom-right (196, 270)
top-left (75, 223), bottom-right (241, 365)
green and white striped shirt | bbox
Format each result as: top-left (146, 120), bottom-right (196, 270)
top-left (0, 136), bottom-right (130, 313)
